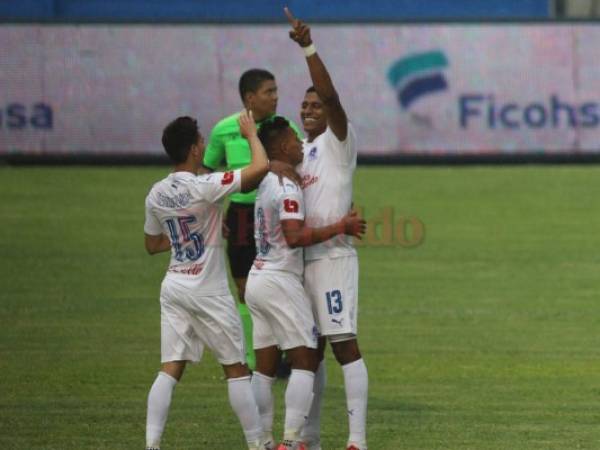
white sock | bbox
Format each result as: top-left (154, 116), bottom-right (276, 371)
top-left (146, 371), bottom-right (178, 448)
top-left (283, 369), bottom-right (315, 441)
top-left (228, 375), bottom-right (263, 447)
top-left (301, 360), bottom-right (325, 447)
top-left (342, 358), bottom-right (368, 448)
top-left (251, 371), bottom-right (275, 441)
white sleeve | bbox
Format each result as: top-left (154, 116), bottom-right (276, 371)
top-left (326, 123), bottom-right (357, 167)
top-left (144, 196), bottom-right (163, 235)
top-left (193, 169), bottom-right (242, 203)
top-left (277, 180), bottom-right (305, 222)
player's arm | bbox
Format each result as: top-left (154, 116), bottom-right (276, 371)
top-left (238, 109), bottom-right (269, 192)
top-left (144, 233), bottom-right (171, 255)
top-left (281, 211), bottom-right (365, 248)
top-left (285, 7), bottom-right (348, 141)
top-left (144, 201), bottom-right (171, 255)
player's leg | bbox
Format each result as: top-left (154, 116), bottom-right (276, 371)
top-left (193, 292), bottom-right (265, 450)
top-left (252, 345), bottom-right (281, 450)
top-left (300, 337), bottom-right (327, 450)
top-left (146, 283), bottom-right (202, 450)
top-left (303, 256), bottom-right (367, 450)
top-left (226, 202), bottom-right (257, 370)
top-left (146, 360), bottom-right (186, 450)
top-left (329, 337), bottom-right (368, 450)
top-left (273, 278), bottom-right (319, 449)
top-left (277, 345), bottom-right (319, 449)
top-left (246, 272), bottom-right (284, 448)
top-left (221, 362), bottom-right (265, 450)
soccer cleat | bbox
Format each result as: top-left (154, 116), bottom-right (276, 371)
top-left (346, 445), bottom-right (362, 450)
top-left (300, 441), bottom-right (321, 450)
top-left (276, 441), bottom-right (307, 450)
top-left (145, 448), bottom-right (160, 450)
top-left (262, 438), bottom-right (275, 450)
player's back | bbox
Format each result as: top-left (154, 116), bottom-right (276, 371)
top-left (145, 170), bottom-right (240, 295)
top-left (251, 173), bottom-right (304, 277)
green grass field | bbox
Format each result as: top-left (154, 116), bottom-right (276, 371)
top-left (2, 165), bottom-right (600, 450)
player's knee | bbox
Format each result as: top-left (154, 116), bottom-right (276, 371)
top-left (287, 347), bottom-right (319, 372)
top-left (160, 360), bottom-right (186, 381)
top-left (255, 358), bottom-right (278, 378)
top-left (222, 362), bottom-right (251, 379)
top-left (331, 339), bottom-right (361, 365)
top-left (254, 346), bottom-right (281, 377)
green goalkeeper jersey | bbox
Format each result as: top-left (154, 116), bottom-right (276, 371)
top-left (203, 112), bottom-right (302, 204)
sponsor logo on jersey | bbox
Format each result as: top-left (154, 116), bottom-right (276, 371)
top-left (221, 171), bottom-right (234, 185)
top-left (301, 174), bottom-right (319, 189)
top-left (167, 263), bottom-right (203, 275)
top-left (308, 146), bottom-right (318, 160)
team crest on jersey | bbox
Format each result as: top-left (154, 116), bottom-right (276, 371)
top-left (308, 146), bottom-right (318, 160)
top-left (221, 171), bottom-right (234, 185)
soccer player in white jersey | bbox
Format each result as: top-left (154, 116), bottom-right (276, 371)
top-left (245, 116), bottom-right (366, 450)
top-left (143, 111), bottom-right (270, 450)
top-left (284, 8), bottom-right (369, 450)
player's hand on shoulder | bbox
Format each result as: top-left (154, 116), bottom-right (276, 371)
top-left (269, 160), bottom-right (303, 187)
top-left (341, 210), bottom-right (367, 239)
top-left (238, 109), bottom-right (257, 139)
top-left (284, 7), bottom-right (312, 47)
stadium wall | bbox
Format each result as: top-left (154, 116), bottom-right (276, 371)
top-left (0, 0), bottom-right (551, 21)
top-left (3, 23), bottom-right (600, 165)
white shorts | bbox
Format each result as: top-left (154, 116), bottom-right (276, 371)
top-left (245, 270), bottom-right (318, 351)
top-left (304, 255), bottom-right (359, 337)
top-left (159, 278), bottom-right (245, 366)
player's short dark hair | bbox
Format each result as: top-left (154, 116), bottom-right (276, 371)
top-left (258, 116), bottom-right (290, 159)
top-left (161, 116), bottom-right (199, 163)
top-left (306, 86), bottom-right (317, 94)
top-left (239, 69), bottom-right (275, 102)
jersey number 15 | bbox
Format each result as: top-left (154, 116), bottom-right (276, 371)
top-left (166, 216), bottom-right (205, 262)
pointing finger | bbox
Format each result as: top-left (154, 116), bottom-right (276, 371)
top-left (284, 7), bottom-right (297, 26)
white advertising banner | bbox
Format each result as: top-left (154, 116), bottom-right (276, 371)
top-left (1, 24), bottom-right (600, 156)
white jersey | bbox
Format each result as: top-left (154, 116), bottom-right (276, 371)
top-left (144, 169), bottom-right (242, 295)
top-left (299, 124), bottom-right (358, 261)
top-left (251, 173), bottom-right (305, 277)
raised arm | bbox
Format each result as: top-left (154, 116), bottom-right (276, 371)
top-left (285, 6), bottom-right (348, 141)
top-left (281, 210), bottom-right (365, 248)
top-left (238, 109), bottom-right (269, 192)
